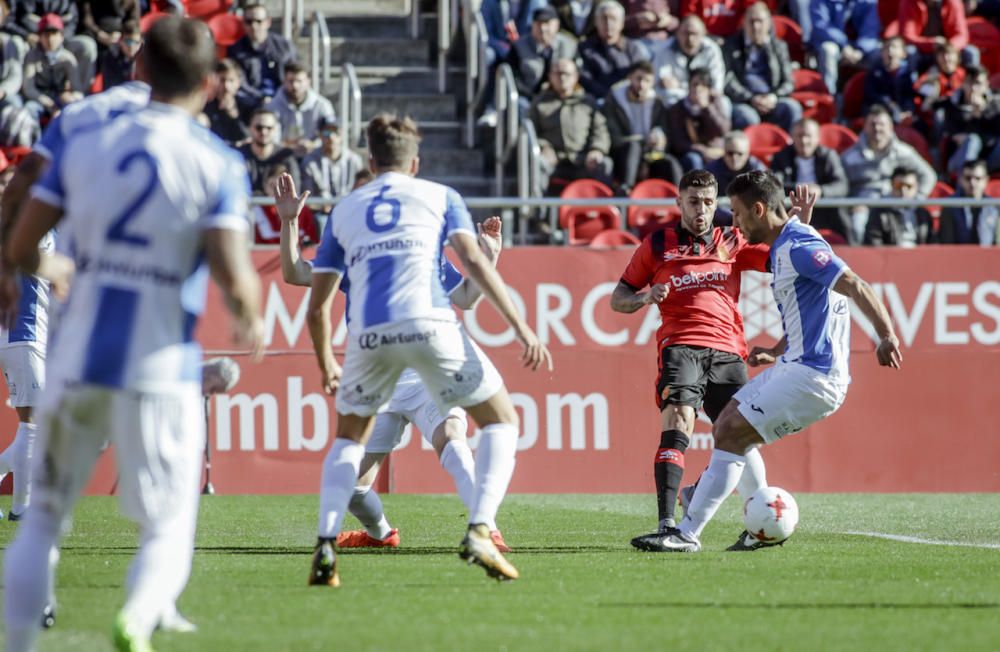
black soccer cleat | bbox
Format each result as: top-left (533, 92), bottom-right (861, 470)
top-left (630, 528), bottom-right (701, 552)
top-left (41, 604), bottom-right (56, 629)
top-left (726, 530), bottom-right (786, 552)
top-left (9, 510), bottom-right (24, 522)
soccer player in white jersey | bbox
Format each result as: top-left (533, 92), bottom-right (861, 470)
top-left (0, 230), bottom-right (54, 523)
top-left (275, 174), bottom-right (513, 550)
top-left (652, 170), bottom-right (902, 553)
top-left (306, 114), bottom-right (552, 586)
top-left (2, 16), bottom-right (264, 652)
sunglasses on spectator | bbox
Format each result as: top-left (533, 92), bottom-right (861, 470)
top-left (253, 124), bottom-right (276, 132)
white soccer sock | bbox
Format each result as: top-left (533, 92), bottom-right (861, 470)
top-left (679, 450), bottom-right (746, 540)
top-left (4, 511), bottom-right (61, 652)
top-left (736, 446), bottom-right (767, 500)
top-left (11, 422), bottom-right (38, 514)
top-left (348, 486), bottom-right (393, 539)
top-left (317, 438), bottom-right (365, 539)
top-left (439, 439), bottom-right (477, 513)
top-left (468, 423), bottom-right (517, 528)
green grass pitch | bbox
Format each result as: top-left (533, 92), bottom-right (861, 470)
top-left (1, 493), bottom-right (999, 651)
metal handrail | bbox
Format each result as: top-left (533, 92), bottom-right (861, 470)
top-left (281, 0), bottom-right (305, 40)
top-left (464, 6), bottom-right (488, 147)
top-left (516, 120), bottom-right (542, 245)
top-left (436, 0), bottom-right (459, 93)
top-left (339, 63), bottom-right (363, 148)
top-left (309, 11), bottom-right (332, 94)
top-left (493, 63), bottom-right (520, 197)
top-left (410, 0), bottom-right (420, 38)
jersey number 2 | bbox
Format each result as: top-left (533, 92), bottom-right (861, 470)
top-left (107, 150), bottom-right (157, 247)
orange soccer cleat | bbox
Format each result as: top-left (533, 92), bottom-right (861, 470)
top-left (489, 529), bottom-right (512, 553)
top-left (335, 528), bottom-right (401, 549)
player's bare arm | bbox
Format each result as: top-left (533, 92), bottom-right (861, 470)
top-left (5, 197), bottom-right (63, 275)
top-left (747, 336), bottom-right (787, 367)
top-left (306, 270), bottom-right (343, 394)
top-left (450, 215), bottom-right (502, 310)
top-left (205, 228), bottom-right (265, 360)
top-left (610, 281), bottom-right (668, 313)
top-left (833, 270), bottom-right (902, 369)
top-left (450, 231), bottom-right (553, 372)
top-left (274, 172), bottom-right (313, 287)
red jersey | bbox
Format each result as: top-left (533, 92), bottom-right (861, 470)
top-left (620, 224), bottom-right (769, 358)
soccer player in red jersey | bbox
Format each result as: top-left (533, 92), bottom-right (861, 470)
top-left (611, 169), bottom-right (811, 551)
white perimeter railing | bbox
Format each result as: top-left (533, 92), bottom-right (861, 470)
top-left (282, 0), bottom-right (305, 40)
top-left (411, 0), bottom-right (459, 93)
top-left (308, 11), bottom-right (331, 93)
top-left (463, 5), bottom-right (488, 147)
top-left (338, 63), bottom-right (363, 148)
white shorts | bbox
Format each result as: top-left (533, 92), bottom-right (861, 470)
top-left (0, 345), bottom-right (45, 407)
top-left (367, 380), bottom-right (467, 454)
top-left (734, 362), bottom-right (848, 444)
top-left (337, 317), bottom-right (503, 418)
top-left (32, 385), bottom-right (204, 532)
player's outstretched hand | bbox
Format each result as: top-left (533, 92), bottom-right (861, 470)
top-left (646, 283), bottom-right (669, 304)
top-left (515, 325), bottom-right (553, 372)
top-left (876, 334), bottom-right (902, 369)
top-left (747, 346), bottom-right (777, 367)
top-left (787, 184), bottom-right (819, 225)
top-left (477, 216), bottom-right (503, 261)
top-left (274, 172), bottom-right (310, 223)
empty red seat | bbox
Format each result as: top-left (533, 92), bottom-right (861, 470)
top-left (185, 0), bottom-right (231, 20)
top-left (140, 11), bottom-right (169, 33)
top-left (895, 124), bottom-right (933, 166)
top-left (772, 15), bottom-right (804, 65)
top-left (559, 179), bottom-right (623, 245)
top-left (627, 178), bottom-right (681, 237)
top-left (588, 228), bottom-right (641, 247)
top-left (743, 123), bottom-right (792, 165)
top-left (841, 71), bottom-right (867, 128)
top-left (926, 180), bottom-right (955, 221)
top-left (208, 13), bottom-right (245, 58)
top-left (818, 123), bottom-right (859, 153)
top-left (791, 69), bottom-right (835, 123)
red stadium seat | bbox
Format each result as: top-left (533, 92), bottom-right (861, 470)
top-left (558, 179), bottom-right (622, 245)
top-left (791, 69), bottom-right (836, 123)
top-left (1, 146), bottom-right (32, 166)
top-left (818, 228), bottom-right (847, 245)
top-left (627, 178), bottom-right (681, 237)
top-left (967, 17), bottom-right (1000, 75)
top-left (991, 73), bottom-right (1000, 91)
top-left (818, 123), bottom-right (859, 153)
top-left (208, 13), bottom-right (245, 58)
top-left (841, 71), bottom-right (867, 127)
top-left (926, 181), bottom-right (955, 222)
top-left (140, 11), bottom-right (169, 33)
top-left (986, 178), bottom-right (1000, 198)
top-left (771, 15), bottom-right (804, 65)
top-left (185, 0), bottom-right (231, 20)
top-left (743, 123), bottom-right (792, 165)
top-left (878, 0), bottom-right (897, 37)
top-left (588, 228), bottom-right (641, 247)
top-left (895, 124), bottom-right (933, 166)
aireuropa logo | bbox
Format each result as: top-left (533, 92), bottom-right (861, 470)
top-left (739, 271), bottom-right (783, 340)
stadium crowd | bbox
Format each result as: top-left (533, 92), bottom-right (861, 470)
top-left (0, 0), bottom-right (998, 246)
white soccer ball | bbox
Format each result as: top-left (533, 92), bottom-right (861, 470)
top-left (742, 486), bottom-right (799, 544)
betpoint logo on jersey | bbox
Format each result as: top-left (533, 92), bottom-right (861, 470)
top-left (670, 269), bottom-right (729, 289)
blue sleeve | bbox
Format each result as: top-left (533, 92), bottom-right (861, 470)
top-left (444, 188), bottom-right (475, 238)
top-left (34, 112), bottom-right (66, 161)
top-left (32, 152), bottom-right (66, 208)
top-left (441, 259), bottom-right (464, 294)
top-left (312, 212), bottom-right (346, 274)
top-left (788, 236), bottom-right (848, 289)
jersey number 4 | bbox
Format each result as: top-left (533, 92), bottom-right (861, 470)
top-left (106, 150), bottom-right (157, 247)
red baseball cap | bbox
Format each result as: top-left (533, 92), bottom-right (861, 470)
top-left (38, 13), bottom-right (65, 32)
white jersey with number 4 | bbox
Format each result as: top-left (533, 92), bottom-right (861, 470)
top-left (312, 171), bottom-right (476, 329)
top-left (32, 102), bottom-right (250, 395)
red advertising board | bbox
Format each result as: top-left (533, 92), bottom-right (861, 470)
top-left (3, 246), bottom-right (998, 496)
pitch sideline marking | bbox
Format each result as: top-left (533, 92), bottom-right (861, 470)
top-left (843, 531), bottom-right (1000, 550)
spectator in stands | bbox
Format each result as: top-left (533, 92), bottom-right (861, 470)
top-left (680, 0), bottom-right (751, 39)
top-left (550, 0), bottom-right (598, 40)
top-left (723, 2), bottom-right (801, 132)
top-left (5, 0), bottom-right (97, 92)
top-left (603, 60), bottom-right (682, 188)
top-left (98, 19), bottom-right (139, 88)
top-left (913, 41), bottom-right (965, 129)
top-left (204, 58), bottom-right (254, 146)
top-left (652, 15), bottom-right (727, 108)
top-left (482, 0), bottom-right (546, 61)
top-left (0, 31), bottom-right (27, 110)
top-left (810, 0), bottom-right (882, 94)
top-left (22, 14), bottom-right (84, 121)
top-left (863, 36), bottom-right (918, 124)
top-left (579, 1), bottom-right (651, 100)
top-left (529, 57), bottom-right (612, 191)
top-left (227, 3), bottom-right (297, 107)
top-left (622, 0), bottom-right (679, 45)
top-left (891, 0), bottom-right (980, 68)
top-left (939, 159), bottom-right (999, 244)
top-left (666, 67), bottom-right (730, 169)
top-left (771, 118), bottom-right (850, 239)
top-left (841, 104), bottom-right (937, 244)
top-left (254, 164), bottom-right (319, 245)
top-left (940, 65), bottom-right (1000, 175)
top-left (79, 0), bottom-right (139, 53)
top-left (239, 108), bottom-right (301, 195)
top-left (353, 168), bottom-right (374, 189)
top-left (509, 7), bottom-right (578, 110)
top-left (302, 115), bottom-right (364, 229)
top-left (864, 166), bottom-right (935, 246)
top-left (266, 62), bottom-right (336, 159)
top-left (706, 129), bottom-right (765, 190)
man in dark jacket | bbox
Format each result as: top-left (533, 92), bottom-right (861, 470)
top-left (723, 2), bottom-right (801, 132)
top-left (578, 0), bottom-right (651, 100)
top-left (864, 166), bottom-right (934, 246)
top-left (508, 7), bottom-right (577, 107)
top-left (666, 67), bottom-right (730, 171)
top-left (226, 3), bottom-right (297, 107)
top-left (938, 160), bottom-right (999, 245)
top-left (771, 119), bottom-right (849, 239)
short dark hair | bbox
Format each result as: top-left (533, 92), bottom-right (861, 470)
top-left (216, 57), bottom-right (242, 77)
top-left (962, 159), bottom-right (988, 175)
top-left (679, 169), bottom-right (718, 193)
top-left (688, 67), bottom-right (712, 89)
top-left (249, 107), bottom-right (277, 124)
top-left (866, 103), bottom-right (892, 120)
top-left (726, 170), bottom-right (785, 214)
top-left (629, 60), bottom-right (655, 77)
top-left (367, 113), bottom-right (421, 170)
top-left (284, 61), bottom-right (309, 78)
top-left (891, 165), bottom-right (918, 179)
top-left (141, 16), bottom-right (215, 98)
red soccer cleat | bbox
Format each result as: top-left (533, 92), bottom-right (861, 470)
top-left (490, 529), bottom-right (512, 553)
top-left (335, 528), bottom-right (400, 548)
